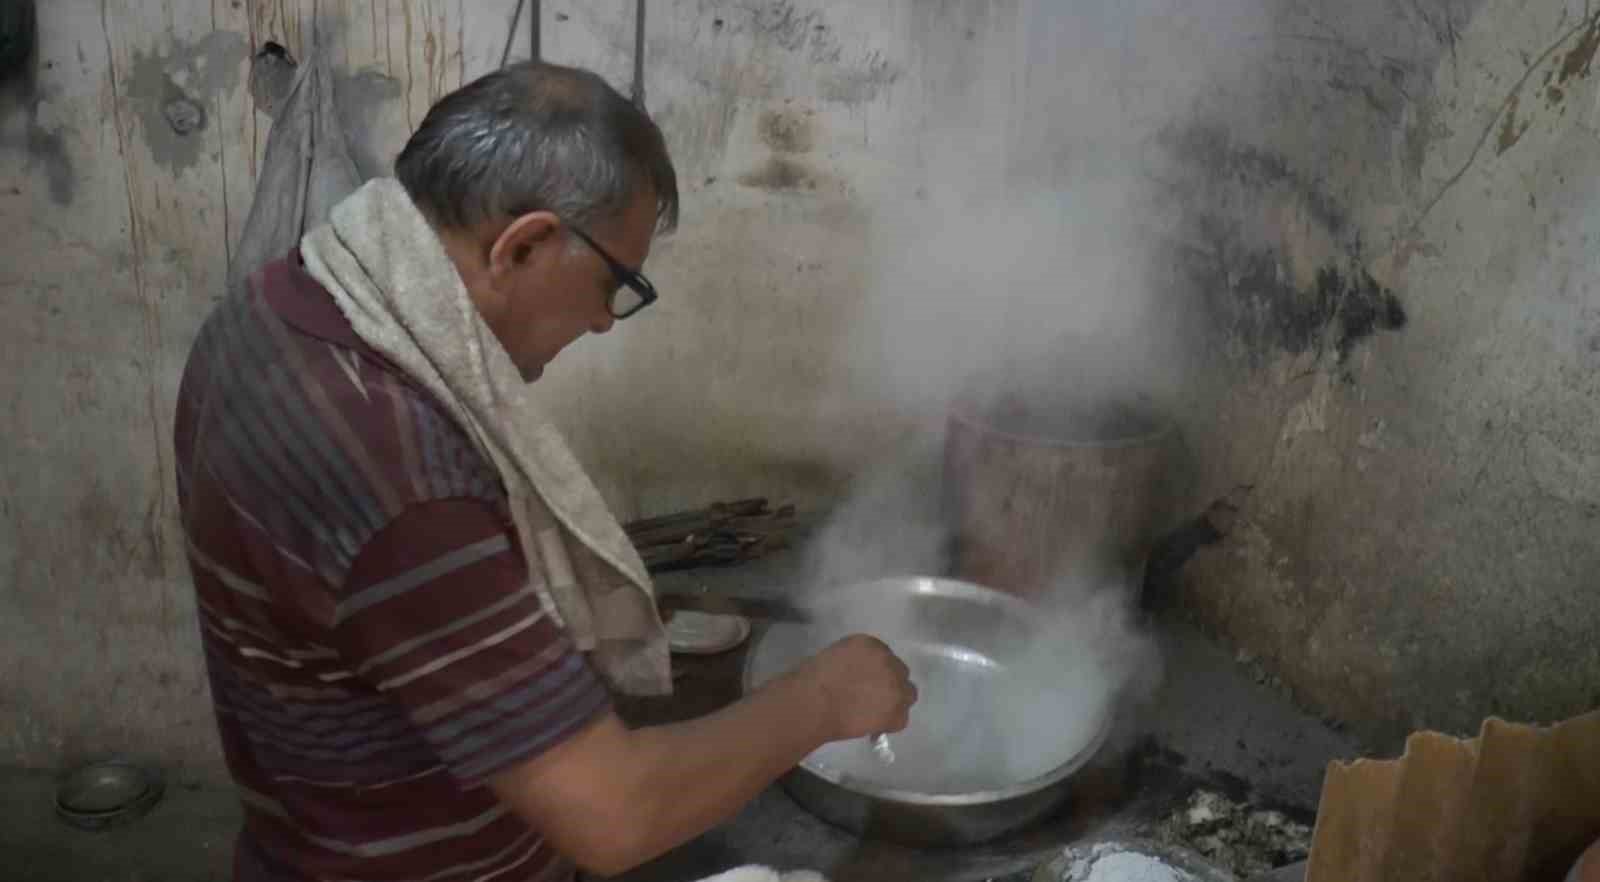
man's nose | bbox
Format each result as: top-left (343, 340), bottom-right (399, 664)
top-left (590, 309), bottom-right (615, 335)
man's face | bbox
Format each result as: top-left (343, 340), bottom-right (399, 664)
top-left (481, 191), bottom-right (658, 381)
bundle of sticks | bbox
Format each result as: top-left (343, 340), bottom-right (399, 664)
top-left (623, 498), bottom-right (800, 572)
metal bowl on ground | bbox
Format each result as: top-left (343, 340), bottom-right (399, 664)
top-left (56, 759), bottom-right (165, 830)
top-left (743, 576), bottom-right (1115, 847)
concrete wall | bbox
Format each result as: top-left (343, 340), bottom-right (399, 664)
top-left (2, 0), bottom-right (1597, 777)
top-left (1167, 0), bottom-right (1600, 741)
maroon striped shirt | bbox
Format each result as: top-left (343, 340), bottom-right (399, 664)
top-left (173, 251), bottom-right (611, 882)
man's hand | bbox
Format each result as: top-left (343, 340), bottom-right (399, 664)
top-left (794, 635), bottom-right (918, 741)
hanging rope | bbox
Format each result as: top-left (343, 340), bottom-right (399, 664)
top-left (631, 0), bottom-right (646, 108)
top-left (499, 0), bottom-right (527, 69)
top-left (499, 0), bottom-right (543, 70)
top-left (530, 0), bottom-right (541, 63)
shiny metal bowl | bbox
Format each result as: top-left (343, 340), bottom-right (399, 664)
top-left (744, 576), bottom-right (1114, 846)
top-left (56, 759), bottom-right (164, 830)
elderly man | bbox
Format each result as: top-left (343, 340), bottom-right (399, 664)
top-left (174, 61), bottom-right (917, 882)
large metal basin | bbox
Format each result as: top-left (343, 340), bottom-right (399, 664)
top-left (743, 577), bottom-right (1114, 847)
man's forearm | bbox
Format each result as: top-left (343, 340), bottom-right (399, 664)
top-left (491, 635), bottom-right (911, 876)
top-left (491, 667), bottom-right (839, 876)
top-left (613, 669), bottom-right (835, 863)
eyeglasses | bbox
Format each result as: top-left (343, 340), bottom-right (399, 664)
top-left (566, 224), bottom-right (658, 320)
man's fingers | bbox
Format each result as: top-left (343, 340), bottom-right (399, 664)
top-left (889, 682), bottom-right (917, 732)
top-left (893, 705), bottom-right (912, 732)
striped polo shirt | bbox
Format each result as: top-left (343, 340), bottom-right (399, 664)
top-left (173, 250), bottom-right (611, 882)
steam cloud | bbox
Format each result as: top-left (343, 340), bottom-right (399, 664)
top-left (776, 0), bottom-right (1291, 790)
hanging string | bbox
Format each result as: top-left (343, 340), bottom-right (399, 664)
top-left (530, 0), bottom-right (541, 63)
top-left (499, 0), bottom-right (527, 69)
top-left (631, 0), bottom-right (646, 108)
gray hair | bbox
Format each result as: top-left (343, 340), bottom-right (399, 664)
top-left (395, 61), bottom-right (678, 234)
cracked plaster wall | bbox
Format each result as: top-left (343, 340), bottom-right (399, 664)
top-left (1165, 0), bottom-right (1600, 742)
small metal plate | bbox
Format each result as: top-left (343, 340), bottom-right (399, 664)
top-left (56, 760), bottom-right (164, 830)
top-left (666, 610), bottom-right (751, 655)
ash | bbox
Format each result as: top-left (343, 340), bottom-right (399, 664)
top-left (1151, 790), bottom-right (1311, 878)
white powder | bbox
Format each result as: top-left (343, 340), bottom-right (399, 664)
top-left (1060, 845), bottom-right (1197, 882)
top-left (1083, 853), bottom-right (1186, 882)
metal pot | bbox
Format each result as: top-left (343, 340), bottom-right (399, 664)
top-left (943, 386), bottom-right (1179, 605)
top-left (743, 576), bottom-right (1114, 847)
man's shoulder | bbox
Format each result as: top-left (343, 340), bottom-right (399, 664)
top-left (266, 251), bottom-right (506, 503)
top-left (182, 250), bottom-right (508, 585)
top-left (254, 250), bottom-right (386, 365)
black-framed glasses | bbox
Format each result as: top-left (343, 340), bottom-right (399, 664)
top-left (567, 224), bottom-right (658, 319)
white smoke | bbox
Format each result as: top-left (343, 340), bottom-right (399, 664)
top-left (780, 0), bottom-right (1289, 791)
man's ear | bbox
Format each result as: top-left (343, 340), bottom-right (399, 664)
top-left (488, 210), bottom-right (561, 281)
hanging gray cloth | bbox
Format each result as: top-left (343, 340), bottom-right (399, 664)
top-left (227, 42), bottom-right (363, 291)
top-left (0, 0), bottom-right (36, 84)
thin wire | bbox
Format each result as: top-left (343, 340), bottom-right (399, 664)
top-left (499, 0), bottom-right (527, 69)
top-left (632, 0), bottom-right (646, 108)
top-left (1392, 10), bottom-right (1597, 251)
top-left (530, 0), bottom-right (541, 62)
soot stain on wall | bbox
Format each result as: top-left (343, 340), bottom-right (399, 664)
top-left (1159, 123), bottom-right (1407, 365)
top-left (757, 106), bottom-right (815, 153)
top-left (1322, 264), bottom-right (1408, 360)
top-left (1187, 249), bottom-right (1407, 366)
top-left (0, 79), bottom-right (75, 207)
top-left (1219, 250), bottom-right (1327, 358)
top-left (723, 1), bottom-right (901, 104)
top-left (743, 105), bottom-right (823, 191)
top-left (126, 31), bottom-right (247, 175)
top-left (818, 50), bottom-right (899, 105)
top-left (1160, 122), bottom-right (1349, 236)
top-left (738, 156), bottom-right (817, 191)
top-left (20, 119), bottom-right (71, 204)
top-left (0, 9), bottom-right (73, 206)
top-left (744, 0), bottom-right (842, 62)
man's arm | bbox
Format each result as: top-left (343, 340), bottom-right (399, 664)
top-left (333, 495), bottom-right (912, 875)
top-left (489, 635), bottom-right (915, 877)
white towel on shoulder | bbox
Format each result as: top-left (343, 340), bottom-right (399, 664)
top-left (300, 178), bottom-right (670, 695)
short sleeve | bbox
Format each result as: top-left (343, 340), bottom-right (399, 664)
top-left (334, 498), bottom-right (612, 783)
